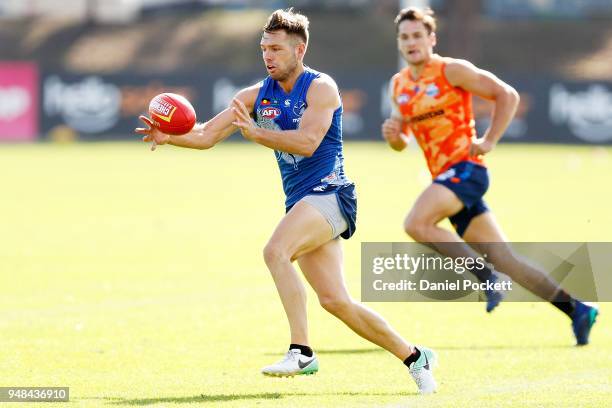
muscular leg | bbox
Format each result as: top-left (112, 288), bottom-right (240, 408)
top-left (405, 181), bottom-right (598, 345)
top-left (404, 183), bottom-right (463, 243)
top-left (298, 239), bottom-right (413, 360)
top-left (404, 183), bottom-right (494, 282)
top-left (263, 201), bottom-right (335, 346)
top-left (462, 210), bottom-right (603, 346)
top-left (463, 212), bottom-right (566, 301)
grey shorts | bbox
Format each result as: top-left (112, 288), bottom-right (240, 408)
top-left (300, 193), bottom-right (349, 239)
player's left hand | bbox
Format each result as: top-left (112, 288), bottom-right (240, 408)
top-left (231, 98), bottom-right (258, 141)
top-left (470, 138), bottom-right (495, 157)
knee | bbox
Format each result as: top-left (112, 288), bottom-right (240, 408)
top-left (319, 295), bottom-right (353, 317)
top-left (263, 241), bottom-right (289, 267)
top-left (404, 216), bottom-right (431, 242)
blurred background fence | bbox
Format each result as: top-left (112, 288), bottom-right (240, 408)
top-left (1, 0), bottom-right (612, 143)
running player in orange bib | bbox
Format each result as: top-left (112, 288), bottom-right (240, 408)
top-left (382, 7), bottom-right (597, 345)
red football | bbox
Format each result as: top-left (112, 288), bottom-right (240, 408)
top-left (148, 93), bottom-right (196, 135)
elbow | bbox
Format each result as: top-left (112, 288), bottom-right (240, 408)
top-left (197, 140), bottom-right (214, 150)
top-left (301, 146), bottom-right (316, 158)
top-left (196, 122), bottom-right (215, 150)
top-left (300, 132), bottom-right (323, 157)
top-left (302, 142), bottom-right (321, 157)
top-left (197, 127), bottom-right (216, 150)
top-left (506, 86), bottom-right (520, 109)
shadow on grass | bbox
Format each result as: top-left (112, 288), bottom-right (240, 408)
top-left (434, 344), bottom-right (576, 350)
top-left (106, 393), bottom-right (283, 405)
top-left (265, 345), bottom-right (576, 354)
top-left (104, 391), bottom-right (414, 405)
top-left (263, 348), bottom-right (384, 356)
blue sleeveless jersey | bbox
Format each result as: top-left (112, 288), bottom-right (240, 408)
top-left (253, 68), bottom-right (351, 208)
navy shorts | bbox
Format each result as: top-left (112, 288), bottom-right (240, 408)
top-left (335, 183), bottom-right (357, 239)
top-left (433, 161), bottom-right (489, 237)
top-left (286, 183), bottom-right (357, 240)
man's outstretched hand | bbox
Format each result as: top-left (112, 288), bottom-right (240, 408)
top-left (135, 115), bottom-right (171, 151)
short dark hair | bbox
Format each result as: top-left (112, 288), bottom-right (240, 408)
top-left (395, 7), bottom-right (437, 34)
top-left (263, 8), bottom-right (309, 45)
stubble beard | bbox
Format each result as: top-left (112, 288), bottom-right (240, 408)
top-left (273, 58), bottom-right (299, 83)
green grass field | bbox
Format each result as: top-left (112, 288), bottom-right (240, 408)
top-left (1, 142), bottom-right (611, 407)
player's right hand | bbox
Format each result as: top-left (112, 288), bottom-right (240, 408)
top-left (135, 115), bottom-right (171, 151)
top-left (382, 118), bottom-right (402, 142)
top-left (382, 118), bottom-right (407, 151)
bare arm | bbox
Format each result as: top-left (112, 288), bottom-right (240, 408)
top-left (169, 109), bottom-right (237, 150)
top-left (232, 75), bottom-right (339, 157)
top-left (382, 75), bottom-right (408, 152)
top-left (135, 85), bottom-right (259, 151)
top-left (444, 59), bottom-right (519, 154)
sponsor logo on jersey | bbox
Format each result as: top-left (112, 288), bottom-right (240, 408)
top-left (293, 101), bottom-right (306, 116)
top-left (397, 93), bottom-right (411, 105)
top-left (284, 98), bottom-right (291, 107)
top-left (412, 109), bottom-right (445, 123)
top-left (261, 107), bottom-right (281, 119)
top-left (425, 83), bottom-right (440, 97)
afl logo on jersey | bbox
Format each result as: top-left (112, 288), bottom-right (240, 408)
top-left (261, 107), bottom-right (281, 119)
top-left (397, 93), bottom-right (411, 105)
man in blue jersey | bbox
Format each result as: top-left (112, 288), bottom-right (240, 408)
top-left (136, 9), bottom-right (437, 394)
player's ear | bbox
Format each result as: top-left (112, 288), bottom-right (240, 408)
top-left (430, 32), bottom-right (437, 48)
top-left (296, 42), bottom-right (306, 60)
